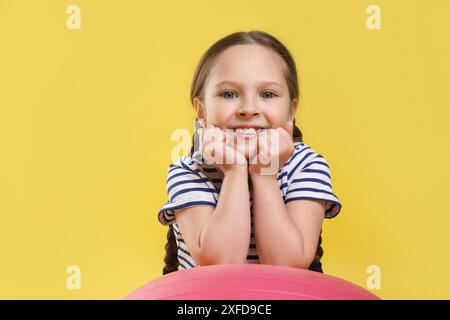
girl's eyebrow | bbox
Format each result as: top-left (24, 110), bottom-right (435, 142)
top-left (214, 80), bottom-right (283, 89)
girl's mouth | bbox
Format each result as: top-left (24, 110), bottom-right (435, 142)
top-left (233, 128), bottom-right (258, 135)
top-left (228, 127), bottom-right (266, 138)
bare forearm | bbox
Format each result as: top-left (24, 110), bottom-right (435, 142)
top-left (251, 175), bottom-right (308, 268)
top-left (199, 167), bottom-right (251, 265)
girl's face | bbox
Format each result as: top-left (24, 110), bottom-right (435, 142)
top-left (194, 44), bottom-right (297, 132)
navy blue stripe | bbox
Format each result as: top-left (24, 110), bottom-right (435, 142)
top-left (179, 160), bottom-right (191, 171)
top-left (284, 197), bottom-right (341, 218)
top-left (288, 151), bottom-right (315, 180)
top-left (168, 167), bottom-right (219, 184)
top-left (275, 147), bottom-right (310, 179)
top-left (302, 168), bottom-right (330, 179)
top-left (178, 254), bottom-right (195, 268)
top-left (249, 244), bottom-right (256, 249)
top-left (285, 196), bottom-right (339, 204)
top-left (161, 215), bottom-right (174, 224)
top-left (170, 187), bottom-right (219, 201)
top-left (178, 246), bottom-right (191, 256)
top-left (167, 170), bottom-right (194, 183)
top-left (159, 201), bottom-right (216, 214)
top-left (291, 178), bottom-right (332, 189)
top-left (168, 164), bottom-right (181, 173)
top-left (171, 224), bottom-right (180, 234)
top-left (160, 209), bottom-right (174, 220)
top-left (285, 146), bottom-right (311, 166)
top-left (167, 178), bottom-right (214, 194)
top-left (179, 160), bottom-right (218, 179)
top-left (246, 255), bottom-right (259, 260)
top-left (277, 171), bottom-right (287, 181)
top-left (286, 187), bottom-right (336, 197)
top-left (302, 160), bottom-right (330, 171)
top-left (179, 261), bottom-right (189, 269)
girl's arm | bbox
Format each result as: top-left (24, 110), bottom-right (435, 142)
top-left (175, 165), bottom-right (251, 265)
top-left (198, 165), bottom-right (251, 264)
top-left (250, 174), bottom-right (325, 269)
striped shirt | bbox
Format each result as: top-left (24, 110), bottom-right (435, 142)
top-left (158, 141), bottom-right (342, 270)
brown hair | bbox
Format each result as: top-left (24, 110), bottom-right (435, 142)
top-left (163, 30), bottom-right (323, 275)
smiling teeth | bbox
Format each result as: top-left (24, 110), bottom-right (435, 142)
top-left (234, 128), bottom-right (257, 135)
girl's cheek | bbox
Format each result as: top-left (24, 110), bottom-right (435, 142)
top-left (216, 99), bottom-right (239, 109)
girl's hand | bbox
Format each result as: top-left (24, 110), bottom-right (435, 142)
top-left (248, 121), bottom-right (295, 177)
top-left (198, 124), bottom-right (248, 177)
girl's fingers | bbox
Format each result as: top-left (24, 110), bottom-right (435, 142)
top-left (204, 126), bottom-right (224, 144)
top-left (197, 128), bottom-right (204, 151)
top-left (257, 130), bottom-right (270, 165)
top-left (225, 130), bottom-right (235, 148)
top-left (201, 126), bottom-right (228, 164)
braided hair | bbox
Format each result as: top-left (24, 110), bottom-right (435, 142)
top-left (162, 30), bottom-right (324, 275)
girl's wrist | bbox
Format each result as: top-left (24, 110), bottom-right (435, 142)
top-left (249, 171), bottom-right (277, 181)
top-left (223, 165), bottom-right (248, 177)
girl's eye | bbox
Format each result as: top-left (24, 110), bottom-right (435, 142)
top-left (218, 90), bottom-right (279, 99)
top-left (219, 90), bottom-right (238, 99)
top-left (261, 91), bottom-right (279, 99)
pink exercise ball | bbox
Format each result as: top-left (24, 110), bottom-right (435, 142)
top-left (125, 264), bottom-right (380, 300)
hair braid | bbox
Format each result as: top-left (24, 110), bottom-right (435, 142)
top-left (162, 224), bottom-right (179, 275)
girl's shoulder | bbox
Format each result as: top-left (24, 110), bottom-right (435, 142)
top-left (285, 141), bottom-right (342, 218)
top-left (166, 154), bottom-right (217, 179)
top-left (283, 141), bottom-right (329, 177)
top-left (290, 141), bottom-right (320, 163)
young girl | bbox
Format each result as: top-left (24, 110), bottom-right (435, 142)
top-left (158, 31), bottom-right (342, 275)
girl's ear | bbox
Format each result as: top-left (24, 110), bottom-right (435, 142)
top-left (289, 98), bottom-right (298, 121)
top-left (193, 96), bottom-right (206, 127)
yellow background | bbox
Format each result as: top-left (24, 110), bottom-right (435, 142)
top-left (1, 0), bottom-right (449, 299)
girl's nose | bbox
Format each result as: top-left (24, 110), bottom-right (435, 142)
top-left (236, 102), bottom-right (260, 118)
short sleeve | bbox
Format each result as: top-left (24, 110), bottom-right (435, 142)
top-left (157, 162), bottom-right (218, 226)
top-left (284, 154), bottom-right (342, 219)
